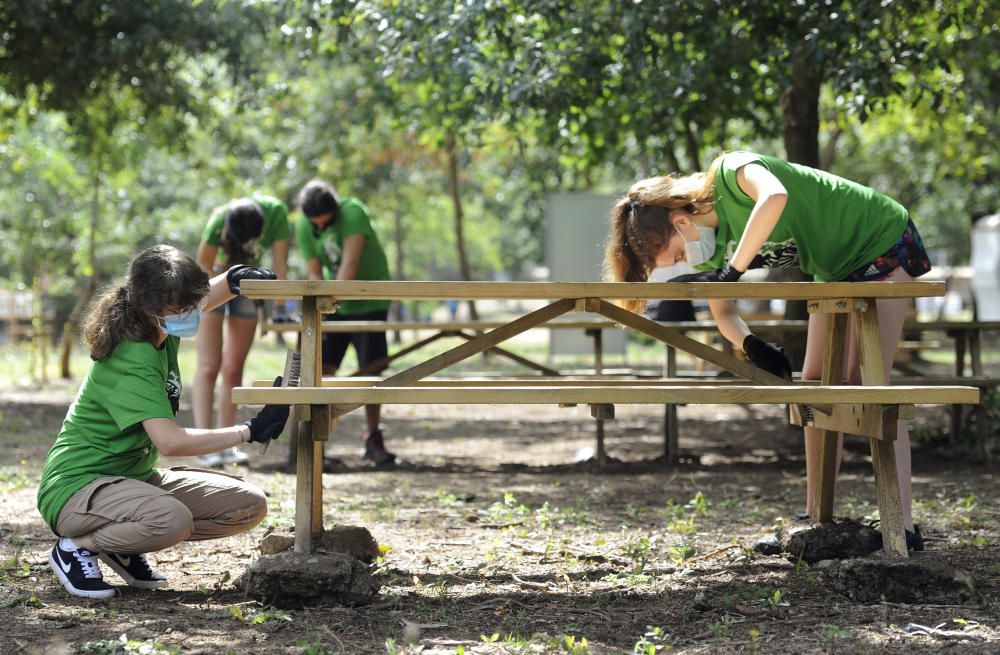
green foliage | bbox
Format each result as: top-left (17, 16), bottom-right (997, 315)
top-left (0, 0), bottom-right (263, 116)
top-left (80, 634), bottom-right (179, 655)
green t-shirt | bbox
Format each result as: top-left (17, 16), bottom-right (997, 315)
top-left (294, 196), bottom-right (391, 315)
top-left (705, 152), bottom-right (909, 281)
top-left (36, 337), bottom-right (180, 532)
top-left (201, 192), bottom-right (291, 265)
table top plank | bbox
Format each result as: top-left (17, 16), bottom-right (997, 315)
top-left (240, 280), bottom-right (946, 301)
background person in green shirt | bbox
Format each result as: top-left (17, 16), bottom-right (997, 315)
top-left (193, 193), bottom-right (291, 467)
top-left (295, 179), bottom-right (396, 465)
top-left (37, 244), bottom-right (289, 599)
top-left (604, 151), bottom-right (931, 552)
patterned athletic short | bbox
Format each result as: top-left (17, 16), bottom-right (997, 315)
top-left (842, 218), bottom-right (931, 282)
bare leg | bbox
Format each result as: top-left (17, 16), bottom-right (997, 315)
top-left (802, 312), bottom-right (843, 518)
top-left (218, 315), bottom-right (258, 428)
top-left (193, 311), bottom-right (225, 429)
top-left (803, 268), bottom-right (914, 529)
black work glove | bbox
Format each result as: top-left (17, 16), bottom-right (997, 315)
top-left (245, 376), bottom-right (290, 443)
top-left (226, 264), bottom-right (277, 295)
top-left (669, 263), bottom-right (744, 283)
top-left (743, 334), bottom-right (793, 380)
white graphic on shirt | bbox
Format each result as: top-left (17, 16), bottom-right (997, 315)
top-left (322, 232), bottom-right (342, 272)
top-left (725, 238), bottom-right (799, 269)
top-left (165, 370), bottom-right (181, 415)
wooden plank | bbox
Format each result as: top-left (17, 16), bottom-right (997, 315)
top-left (454, 331), bottom-right (561, 376)
top-left (813, 312), bottom-right (848, 522)
top-left (294, 418), bottom-right (312, 553)
top-left (259, 317), bottom-right (1000, 336)
top-left (323, 298), bottom-right (576, 420)
top-left (233, 385), bottom-right (980, 406)
top-left (856, 299), bottom-right (907, 558)
top-left (806, 298), bottom-right (868, 314)
top-left (252, 376), bottom-right (998, 389)
top-left (596, 299), bottom-right (835, 415)
top-left (239, 280), bottom-right (946, 302)
top-left (791, 402), bottom-right (915, 439)
top-left (352, 331), bottom-right (449, 376)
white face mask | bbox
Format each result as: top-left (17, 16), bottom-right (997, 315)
top-left (682, 225), bottom-right (717, 266)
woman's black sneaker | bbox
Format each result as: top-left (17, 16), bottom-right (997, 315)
top-left (49, 538), bottom-right (116, 599)
top-left (99, 552), bottom-right (168, 589)
top-left (363, 430), bottom-right (397, 465)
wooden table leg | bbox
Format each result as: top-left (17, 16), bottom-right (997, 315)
top-left (857, 299), bottom-right (908, 557)
top-left (951, 331), bottom-right (969, 443)
top-left (591, 404), bottom-right (613, 467)
top-left (294, 415), bottom-right (313, 553)
top-left (812, 313), bottom-right (847, 523)
top-left (664, 345), bottom-right (678, 462)
top-left (293, 296), bottom-right (323, 553)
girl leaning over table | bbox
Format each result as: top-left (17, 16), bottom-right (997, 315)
top-left (37, 245), bottom-right (289, 599)
top-left (193, 193), bottom-right (291, 467)
top-left (604, 150), bottom-right (931, 551)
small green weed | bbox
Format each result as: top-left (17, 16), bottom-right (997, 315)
top-left (80, 634), bottom-right (179, 655)
top-left (667, 544), bottom-right (697, 567)
top-left (633, 625), bottom-right (671, 653)
top-left (229, 604), bottom-right (292, 624)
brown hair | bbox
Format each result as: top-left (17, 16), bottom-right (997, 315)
top-left (220, 199), bottom-right (265, 265)
top-left (83, 245), bottom-right (210, 360)
top-left (603, 155), bottom-right (724, 312)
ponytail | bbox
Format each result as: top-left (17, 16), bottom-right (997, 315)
top-left (602, 154), bottom-right (725, 313)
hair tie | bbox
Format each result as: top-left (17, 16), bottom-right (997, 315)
top-left (629, 200), bottom-right (639, 215)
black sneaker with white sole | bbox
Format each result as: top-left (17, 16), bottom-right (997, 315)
top-left (49, 539), bottom-right (116, 599)
top-left (99, 552), bottom-right (168, 590)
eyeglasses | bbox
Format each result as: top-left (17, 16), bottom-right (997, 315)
top-left (156, 307), bottom-right (198, 325)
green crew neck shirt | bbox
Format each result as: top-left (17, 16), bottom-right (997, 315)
top-left (37, 337), bottom-right (180, 532)
top-left (294, 196), bottom-right (391, 315)
top-left (704, 152), bottom-right (909, 281)
top-left (201, 192), bottom-right (291, 265)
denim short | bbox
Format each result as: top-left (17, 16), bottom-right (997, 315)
top-left (209, 294), bottom-right (259, 319)
top-left (842, 218), bottom-right (931, 282)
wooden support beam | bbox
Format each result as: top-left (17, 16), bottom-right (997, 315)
top-left (595, 299), bottom-right (834, 416)
top-left (454, 331), bottom-right (560, 376)
top-left (790, 402), bottom-right (916, 440)
top-left (324, 298), bottom-right (576, 420)
top-left (352, 331), bottom-right (449, 376)
top-left (233, 384), bottom-right (980, 406)
top-left (807, 298), bottom-right (868, 314)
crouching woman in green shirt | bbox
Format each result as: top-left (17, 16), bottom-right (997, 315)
top-left (605, 151), bottom-right (931, 552)
top-left (37, 244), bottom-right (289, 599)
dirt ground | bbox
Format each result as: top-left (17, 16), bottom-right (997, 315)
top-left (1, 386), bottom-right (998, 654)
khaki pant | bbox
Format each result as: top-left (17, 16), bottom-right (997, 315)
top-left (55, 466), bottom-right (267, 555)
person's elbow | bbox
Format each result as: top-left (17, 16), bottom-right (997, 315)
top-left (144, 418), bottom-right (185, 456)
top-left (765, 191), bottom-right (788, 208)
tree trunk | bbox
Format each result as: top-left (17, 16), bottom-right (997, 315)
top-left (446, 136), bottom-right (479, 321)
top-left (778, 52), bottom-right (824, 369)
top-left (390, 203), bottom-right (405, 343)
top-left (683, 121), bottom-right (702, 171)
top-left (59, 170), bottom-right (101, 378)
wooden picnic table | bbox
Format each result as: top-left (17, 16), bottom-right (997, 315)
top-left (232, 280), bottom-right (979, 558)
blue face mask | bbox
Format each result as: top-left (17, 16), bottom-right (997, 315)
top-left (159, 308), bottom-right (201, 338)
top-left (683, 226), bottom-right (718, 266)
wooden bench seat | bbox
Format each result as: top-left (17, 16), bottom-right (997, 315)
top-left (234, 384), bottom-right (977, 408)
